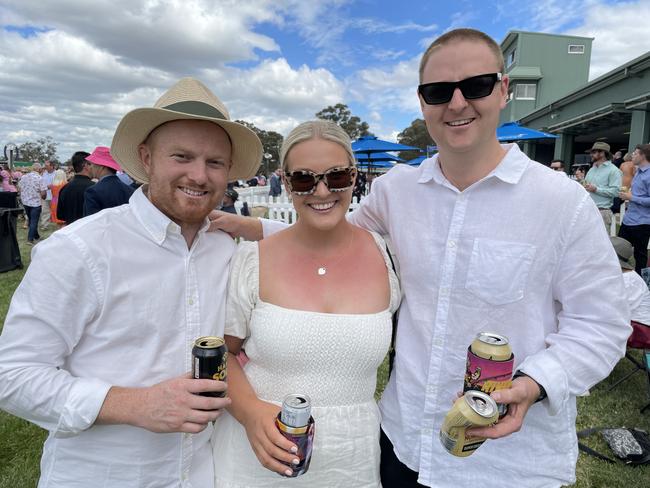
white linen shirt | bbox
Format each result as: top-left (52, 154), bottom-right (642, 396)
top-left (623, 270), bottom-right (650, 325)
top-left (41, 169), bottom-right (55, 200)
top-left (0, 187), bottom-right (234, 488)
top-left (347, 144), bottom-right (630, 487)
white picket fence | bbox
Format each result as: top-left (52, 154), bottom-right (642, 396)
top-left (612, 203), bottom-right (625, 237)
top-left (233, 188), bottom-right (361, 224)
top-left (235, 187), bottom-right (630, 242)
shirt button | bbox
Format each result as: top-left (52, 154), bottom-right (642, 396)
top-left (440, 287), bottom-right (450, 296)
top-left (448, 240), bottom-right (456, 248)
top-left (188, 299), bottom-right (194, 305)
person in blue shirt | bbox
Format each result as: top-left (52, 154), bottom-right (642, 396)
top-left (618, 144), bottom-right (650, 274)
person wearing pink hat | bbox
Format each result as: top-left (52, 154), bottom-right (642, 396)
top-left (82, 146), bottom-right (134, 216)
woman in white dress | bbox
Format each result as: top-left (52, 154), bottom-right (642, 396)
top-left (212, 120), bottom-right (400, 487)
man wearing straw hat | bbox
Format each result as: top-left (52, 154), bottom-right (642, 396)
top-left (0, 78), bottom-right (262, 487)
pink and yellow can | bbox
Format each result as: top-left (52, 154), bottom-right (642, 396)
top-left (464, 332), bottom-right (514, 416)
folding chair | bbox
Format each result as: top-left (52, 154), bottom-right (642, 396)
top-left (607, 321), bottom-right (650, 413)
top-left (642, 350), bottom-right (650, 414)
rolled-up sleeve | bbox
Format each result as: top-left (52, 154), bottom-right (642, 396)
top-left (517, 194), bottom-right (631, 415)
top-left (260, 217), bottom-right (288, 237)
top-left (0, 234), bottom-right (111, 436)
top-left (347, 175), bottom-right (389, 235)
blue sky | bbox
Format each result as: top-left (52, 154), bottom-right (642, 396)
top-left (0, 0), bottom-right (648, 162)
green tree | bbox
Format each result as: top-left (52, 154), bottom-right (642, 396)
top-left (315, 103), bottom-right (372, 141)
top-left (17, 136), bottom-right (59, 164)
top-left (397, 119), bottom-right (434, 161)
top-left (235, 120), bottom-right (283, 175)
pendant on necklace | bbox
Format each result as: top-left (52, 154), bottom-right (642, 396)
top-left (317, 267), bottom-right (327, 276)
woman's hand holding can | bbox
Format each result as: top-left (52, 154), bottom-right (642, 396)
top-left (241, 399), bottom-right (300, 476)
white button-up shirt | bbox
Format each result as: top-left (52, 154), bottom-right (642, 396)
top-left (347, 144), bottom-right (630, 487)
top-left (0, 188), bottom-right (234, 488)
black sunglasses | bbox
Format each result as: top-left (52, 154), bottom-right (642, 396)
top-left (418, 73), bottom-right (503, 105)
top-left (285, 166), bottom-right (356, 195)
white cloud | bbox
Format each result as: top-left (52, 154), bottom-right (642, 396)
top-left (349, 56), bottom-right (420, 114)
top-left (354, 19), bottom-right (438, 34)
top-left (1, 0), bottom-right (281, 70)
top-left (565, 1), bottom-right (650, 79)
top-left (372, 49), bottom-right (407, 61)
top-left (0, 0), bottom-right (346, 161)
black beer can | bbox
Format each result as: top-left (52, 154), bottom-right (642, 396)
top-left (275, 394), bottom-right (315, 477)
top-left (192, 336), bottom-right (228, 398)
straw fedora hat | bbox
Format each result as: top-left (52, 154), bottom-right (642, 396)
top-left (111, 78), bottom-right (262, 183)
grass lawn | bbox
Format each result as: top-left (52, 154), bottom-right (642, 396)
top-left (1, 220), bottom-right (649, 487)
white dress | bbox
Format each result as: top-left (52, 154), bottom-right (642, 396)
top-left (212, 232), bottom-right (401, 488)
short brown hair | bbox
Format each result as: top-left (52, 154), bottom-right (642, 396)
top-left (419, 28), bottom-right (505, 82)
top-left (636, 144), bottom-right (650, 162)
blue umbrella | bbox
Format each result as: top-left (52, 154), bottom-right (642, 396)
top-left (406, 155), bottom-right (427, 166)
top-left (356, 160), bottom-right (398, 170)
top-left (352, 136), bottom-right (418, 175)
top-left (496, 122), bottom-right (557, 142)
top-left (355, 152), bottom-right (404, 163)
top-left (352, 135), bottom-right (420, 153)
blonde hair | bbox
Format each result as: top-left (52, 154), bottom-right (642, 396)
top-left (419, 28), bottom-right (505, 83)
top-left (53, 168), bottom-right (67, 186)
top-left (623, 152), bottom-right (633, 162)
top-left (280, 120), bottom-right (355, 173)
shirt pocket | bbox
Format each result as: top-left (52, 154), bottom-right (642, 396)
top-left (465, 238), bottom-right (536, 306)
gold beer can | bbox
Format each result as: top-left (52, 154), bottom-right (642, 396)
top-left (439, 391), bottom-right (499, 457)
top-left (470, 332), bottom-right (512, 361)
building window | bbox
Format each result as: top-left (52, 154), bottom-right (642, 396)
top-left (568, 44), bottom-right (585, 54)
top-left (506, 49), bottom-right (516, 67)
top-left (514, 84), bottom-right (536, 100)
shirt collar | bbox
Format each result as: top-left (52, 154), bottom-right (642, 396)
top-left (130, 186), bottom-right (210, 245)
top-left (418, 143), bottom-right (530, 188)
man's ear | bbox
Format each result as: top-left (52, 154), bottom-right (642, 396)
top-left (138, 143), bottom-right (152, 177)
top-left (499, 74), bottom-right (510, 109)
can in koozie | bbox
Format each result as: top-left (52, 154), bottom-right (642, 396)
top-left (192, 336), bottom-right (228, 398)
top-left (275, 394), bottom-right (315, 477)
top-left (440, 391), bottom-right (499, 457)
top-left (464, 332), bottom-right (514, 416)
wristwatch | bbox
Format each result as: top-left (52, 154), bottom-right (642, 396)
top-left (513, 371), bottom-right (547, 403)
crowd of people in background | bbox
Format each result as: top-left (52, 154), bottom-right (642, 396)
top-left (0, 147), bottom-right (140, 241)
top-left (545, 142), bottom-right (650, 275)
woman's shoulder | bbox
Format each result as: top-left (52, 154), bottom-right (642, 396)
top-left (357, 228), bottom-right (388, 253)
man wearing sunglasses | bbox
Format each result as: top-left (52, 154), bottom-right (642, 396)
top-left (212, 28), bottom-right (629, 488)
top-left (355, 28), bottom-right (629, 488)
top-left (549, 159), bottom-right (567, 176)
